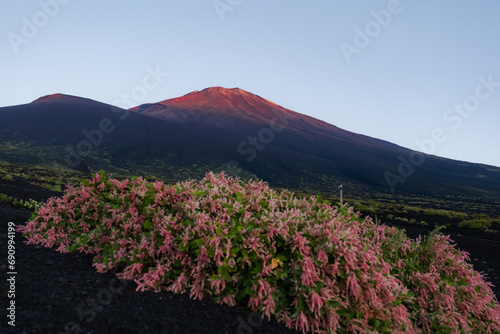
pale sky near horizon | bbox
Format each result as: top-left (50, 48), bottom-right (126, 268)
top-left (1, 1), bottom-right (499, 167)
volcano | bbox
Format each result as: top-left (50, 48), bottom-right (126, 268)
top-left (1, 87), bottom-right (499, 202)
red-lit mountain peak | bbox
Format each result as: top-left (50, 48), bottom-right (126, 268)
top-left (130, 86), bottom-right (350, 138)
top-left (131, 86), bottom-right (298, 127)
top-left (157, 86), bottom-right (283, 113)
top-left (31, 93), bottom-right (74, 103)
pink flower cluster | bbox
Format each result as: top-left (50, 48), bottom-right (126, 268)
top-left (17, 171), bottom-right (500, 333)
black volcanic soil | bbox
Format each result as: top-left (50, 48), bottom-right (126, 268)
top-left (0, 178), bottom-right (498, 334)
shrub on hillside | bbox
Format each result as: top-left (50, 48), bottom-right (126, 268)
top-left (422, 208), bottom-right (453, 218)
top-left (458, 219), bottom-right (492, 230)
top-left (18, 171), bottom-right (500, 333)
top-left (0, 192), bottom-right (41, 210)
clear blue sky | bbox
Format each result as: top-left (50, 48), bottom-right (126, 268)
top-left (1, 0), bottom-right (499, 167)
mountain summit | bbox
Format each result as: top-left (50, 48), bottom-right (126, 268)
top-left (31, 93), bottom-right (70, 103)
top-left (145, 86), bottom-right (285, 112)
top-left (130, 86), bottom-right (358, 142)
top-left (31, 93), bottom-right (98, 105)
top-left (130, 86), bottom-right (297, 127)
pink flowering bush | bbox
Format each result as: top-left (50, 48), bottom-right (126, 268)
top-left (18, 171), bottom-right (500, 333)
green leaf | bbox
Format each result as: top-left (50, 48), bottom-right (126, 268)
top-left (218, 264), bottom-right (230, 275)
top-left (235, 289), bottom-right (248, 302)
top-left (392, 299), bottom-right (402, 307)
top-left (66, 244), bottom-right (77, 252)
top-left (103, 243), bottom-right (112, 254)
top-left (457, 277), bottom-right (468, 287)
top-left (337, 308), bottom-right (355, 320)
top-left (277, 254), bottom-right (288, 262)
top-left (339, 269), bottom-right (347, 279)
top-left (314, 282), bottom-right (324, 293)
top-left (235, 191), bottom-right (243, 201)
top-left (142, 219), bottom-right (152, 230)
top-left (297, 295), bottom-right (305, 312)
top-left (329, 301), bottom-right (340, 309)
top-left (190, 238), bottom-right (205, 249)
top-left (230, 247), bottom-right (241, 255)
top-left (250, 262), bottom-right (263, 275)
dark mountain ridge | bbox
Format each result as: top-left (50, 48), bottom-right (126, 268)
top-left (1, 88), bottom-right (499, 203)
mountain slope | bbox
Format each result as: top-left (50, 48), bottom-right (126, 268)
top-left (1, 88), bottom-right (499, 203)
top-left (130, 87), bottom-right (500, 199)
top-left (131, 87), bottom-right (400, 150)
top-left (0, 94), bottom-right (150, 171)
